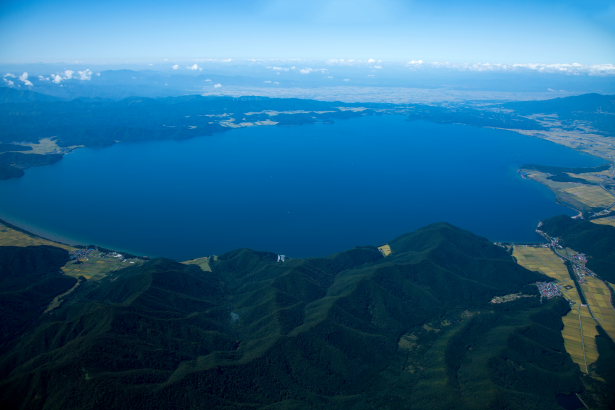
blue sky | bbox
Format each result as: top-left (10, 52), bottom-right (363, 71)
top-left (0, 0), bottom-right (614, 64)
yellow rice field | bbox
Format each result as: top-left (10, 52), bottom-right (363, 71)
top-left (562, 305), bottom-right (599, 374)
top-left (561, 185), bottom-right (615, 208)
top-left (513, 245), bottom-right (599, 373)
top-left (591, 216), bottom-right (615, 227)
top-left (580, 277), bottom-right (615, 341)
top-left (0, 222), bottom-right (75, 251)
top-left (513, 246), bottom-right (581, 304)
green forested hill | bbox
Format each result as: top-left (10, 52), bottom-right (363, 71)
top-left (0, 223), bottom-right (611, 409)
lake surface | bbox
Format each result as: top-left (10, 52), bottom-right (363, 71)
top-left (0, 115), bottom-right (603, 260)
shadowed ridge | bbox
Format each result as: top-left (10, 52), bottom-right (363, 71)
top-left (0, 87), bottom-right (61, 104)
top-left (0, 245), bottom-right (75, 349)
top-left (390, 222), bottom-right (495, 257)
top-left (0, 245), bottom-right (69, 280)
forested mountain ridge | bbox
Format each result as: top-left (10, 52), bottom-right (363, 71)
top-left (2, 223), bottom-right (612, 409)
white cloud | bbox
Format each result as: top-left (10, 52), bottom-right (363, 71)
top-left (299, 67), bottom-right (328, 74)
top-left (19, 72), bottom-right (33, 86)
top-left (187, 63), bottom-right (203, 71)
top-left (213, 83), bottom-right (223, 88)
top-left (4, 73), bottom-right (16, 78)
top-left (39, 68), bottom-right (94, 84)
top-left (3, 78), bottom-right (15, 87)
top-left (326, 59), bottom-right (357, 65)
top-left (404, 60), bottom-right (615, 76)
top-left (77, 68), bottom-right (92, 80)
top-left (171, 64), bottom-right (180, 70)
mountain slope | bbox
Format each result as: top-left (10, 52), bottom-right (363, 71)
top-left (0, 223), bottom-right (603, 409)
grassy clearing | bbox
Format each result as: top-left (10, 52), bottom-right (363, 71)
top-left (377, 244), bottom-right (392, 257)
top-left (182, 256), bottom-right (212, 271)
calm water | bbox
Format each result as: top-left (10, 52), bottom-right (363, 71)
top-left (0, 116), bottom-right (603, 259)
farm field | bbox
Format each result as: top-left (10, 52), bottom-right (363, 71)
top-left (561, 305), bottom-right (599, 374)
top-left (562, 185), bottom-right (615, 209)
top-left (513, 245), bottom-right (599, 373)
top-left (567, 169), bottom-right (612, 184)
top-left (513, 245), bottom-right (581, 304)
top-left (580, 277), bottom-right (615, 341)
top-left (591, 216), bottom-right (615, 227)
top-left (0, 221), bottom-right (75, 251)
top-left (523, 170), bottom-right (615, 211)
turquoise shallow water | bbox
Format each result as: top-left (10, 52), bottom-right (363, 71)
top-left (0, 115), bottom-right (603, 259)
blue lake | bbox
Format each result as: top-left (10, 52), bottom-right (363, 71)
top-left (0, 116), bottom-right (603, 260)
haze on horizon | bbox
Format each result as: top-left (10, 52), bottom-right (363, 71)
top-left (0, 0), bottom-right (614, 65)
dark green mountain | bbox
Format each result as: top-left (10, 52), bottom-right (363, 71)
top-left (0, 152), bottom-right (63, 180)
top-left (0, 246), bottom-right (74, 348)
top-left (0, 223), bottom-right (611, 409)
top-left (541, 215), bottom-right (615, 282)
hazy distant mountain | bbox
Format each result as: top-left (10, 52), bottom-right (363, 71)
top-left (0, 87), bottom-right (61, 104)
top-left (2, 223), bottom-right (612, 409)
top-left (504, 93), bottom-right (615, 137)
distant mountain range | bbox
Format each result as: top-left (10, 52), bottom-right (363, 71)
top-left (2, 88), bottom-right (613, 181)
top-left (1, 223), bottom-right (614, 409)
top-left (504, 93), bottom-right (615, 137)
